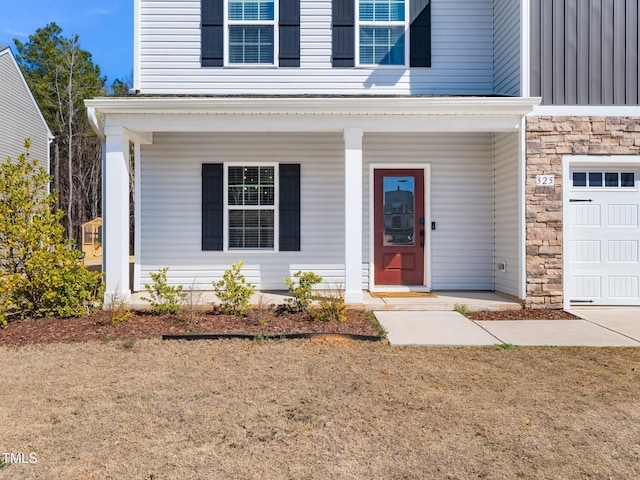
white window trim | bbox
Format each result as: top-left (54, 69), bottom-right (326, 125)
top-left (223, 162), bottom-right (280, 252)
top-left (224, 0), bottom-right (279, 67)
top-left (355, 0), bottom-right (409, 67)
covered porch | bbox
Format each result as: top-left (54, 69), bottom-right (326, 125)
top-left (86, 96), bottom-right (539, 304)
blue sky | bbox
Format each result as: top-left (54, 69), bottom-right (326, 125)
top-left (0, 1), bottom-right (133, 87)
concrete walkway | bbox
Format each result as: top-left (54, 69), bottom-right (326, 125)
top-left (375, 308), bottom-right (640, 346)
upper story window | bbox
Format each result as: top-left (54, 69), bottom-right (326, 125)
top-left (358, 0), bottom-right (407, 65)
top-left (331, 0), bottom-right (430, 68)
top-left (201, 0), bottom-right (300, 67)
top-left (227, 0), bottom-right (276, 64)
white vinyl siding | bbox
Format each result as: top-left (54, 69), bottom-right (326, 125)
top-left (0, 50), bottom-right (50, 174)
top-left (493, 132), bottom-right (520, 296)
top-left (493, 0), bottom-right (520, 96)
top-left (363, 133), bottom-right (495, 290)
top-left (137, 0), bottom-right (495, 94)
top-left (139, 132), bottom-right (346, 290)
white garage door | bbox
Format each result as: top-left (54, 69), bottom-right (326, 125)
top-left (568, 169), bottom-right (640, 305)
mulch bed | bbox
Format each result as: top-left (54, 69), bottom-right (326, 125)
top-left (0, 308), bottom-right (384, 347)
top-left (467, 309), bottom-right (581, 321)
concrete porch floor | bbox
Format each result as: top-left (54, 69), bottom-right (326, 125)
top-left (127, 290), bottom-right (521, 311)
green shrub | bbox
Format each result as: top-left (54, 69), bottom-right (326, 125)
top-left (142, 267), bottom-right (186, 314)
top-left (214, 262), bottom-right (255, 316)
top-left (311, 287), bottom-right (347, 323)
top-left (284, 270), bottom-right (323, 313)
top-left (0, 140), bottom-right (103, 325)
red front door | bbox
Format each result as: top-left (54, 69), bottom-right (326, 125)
top-left (374, 169), bottom-right (425, 285)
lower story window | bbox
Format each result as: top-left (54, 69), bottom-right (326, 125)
top-left (202, 163), bottom-right (300, 252)
top-left (227, 165), bottom-right (276, 249)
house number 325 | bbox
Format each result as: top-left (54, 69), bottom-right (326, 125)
top-left (536, 175), bottom-right (555, 186)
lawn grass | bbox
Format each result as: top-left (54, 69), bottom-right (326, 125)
top-left (1, 339), bottom-right (638, 479)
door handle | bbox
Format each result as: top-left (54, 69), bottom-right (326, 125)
top-left (419, 229), bottom-right (425, 248)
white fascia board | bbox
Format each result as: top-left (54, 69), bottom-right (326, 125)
top-left (86, 96), bottom-right (541, 116)
top-left (532, 105), bottom-right (640, 116)
top-left (133, 0), bottom-right (141, 91)
top-left (100, 112), bottom-right (526, 133)
top-left (86, 97), bottom-right (540, 133)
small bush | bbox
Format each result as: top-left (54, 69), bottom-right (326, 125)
top-left (454, 304), bottom-right (469, 315)
top-left (214, 262), bottom-right (255, 316)
top-left (311, 287), bottom-right (347, 323)
top-left (142, 267), bottom-right (186, 315)
top-left (105, 288), bottom-right (132, 324)
top-left (284, 270), bottom-right (323, 313)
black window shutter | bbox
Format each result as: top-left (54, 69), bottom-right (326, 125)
top-left (279, 0), bottom-right (300, 67)
top-left (332, 0), bottom-right (355, 67)
top-left (410, 0), bottom-right (431, 67)
top-left (202, 164), bottom-right (224, 250)
top-left (202, 0), bottom-right (224, 67)
top-left (279, 164), bottom-right (301, 251)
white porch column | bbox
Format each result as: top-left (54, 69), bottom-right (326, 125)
top-left (344, 128), bottom-right (364, 303)
top-left (103, 127), bottom-right (131, 300)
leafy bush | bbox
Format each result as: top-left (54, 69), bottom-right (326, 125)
top-left (311, 287), bottom-right (347, 323)
top-left (0, 140), bottom-right (103, 325)
top-left (142, 267), bottom-right (186, 314)
top-left (283, 270), bottom-right (323, 313)
top-left (213, 262), bottom-right (255, 316)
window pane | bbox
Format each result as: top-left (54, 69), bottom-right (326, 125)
top-left (359, 27), bottom-right (404, 65)
top-left (229, 0), bottom-right (274, 20)
top-left (229, 26), bottom-right (274, 64)
top-left (359, 0), bottom-right (404, 21)
top-left (228, 209), bottom-right (274, 248)
top-left (605, 172), bottom-right (619, 187)
top-left (383, 176), bottom-right (414, 246)
top-left (228, 166), bottom-right (275, 206)
top-left (572, 172), bottom-right (586, 187)
top-left (588, 172), bottom-right (602, 187)
top-left (621, 173), bottom-right (635, 187)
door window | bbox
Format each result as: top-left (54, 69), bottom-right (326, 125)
top-left (382, 176), bottom-right (414, 246)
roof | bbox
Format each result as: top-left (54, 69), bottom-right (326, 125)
top-left (0, 45), bottom-right (8, 53)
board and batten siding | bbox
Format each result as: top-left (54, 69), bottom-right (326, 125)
top-left (137, 0), bottom-right (494, 94)
top-left (493, 132), bottom-right (520, 296)
top-left (493, 0), bottom-right (520, 96)
top-left (363, 133), bottom-right (495, 290)
top-left (0, 49), bottom-right (49, 172)
top-left (138, 132), bottom-right (347, 290)
top-left (531, 0), bottom-right (640, 105)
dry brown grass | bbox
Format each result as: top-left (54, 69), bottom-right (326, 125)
top-left (1, 340), bottom-right (639, 479)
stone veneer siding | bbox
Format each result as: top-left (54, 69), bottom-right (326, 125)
top-left (526, 116), bottom-right (640, 308)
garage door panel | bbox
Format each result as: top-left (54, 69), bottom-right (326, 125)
top-left (607, 204), bottom-right (638, 226)
top-left (571, 240), bottom-right (601, 261)
top-left (571, 276), bottom-right (602, 298)
top-left (607, 240), bottom-right (638, 262)
top-left (608, 277), bottom-right (639, 298)
top-left (571, 204), bottom-right (601, 225)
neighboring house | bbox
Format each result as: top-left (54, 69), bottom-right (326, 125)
top-left (0, 46), bottom-right (52, 177)
top-left (86, 0), bottom-right (640, 309)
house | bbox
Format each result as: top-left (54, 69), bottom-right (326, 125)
top-left (0, 46), bottom-right (52, 177)
top-left (86, 0), bottom-right (640, 309)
